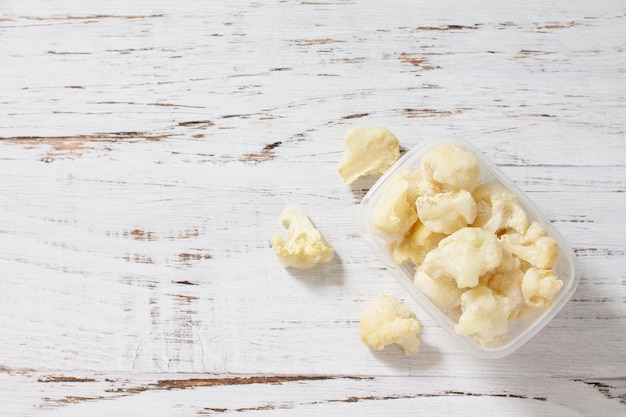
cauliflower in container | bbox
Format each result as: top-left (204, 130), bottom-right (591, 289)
top-left (521, 267), bottom-right (564, 310)
top-left (402, 169), bottom-right (444, 203)
top-left (481, 250), bottom-right (527, 321)
top-left (371, 174), bottom-right (418, 237)
top-left (472, 182), bottom-right (528, 235)
top-left (415, 190), bottom-right (478, 234)
top-left (414, 266), bottom-right (464, 311)
top-left (362, 141), bottom-right (571, 351)
top-left (419, 143), bottom-right (480, 192)
top-left (360, 295), bottom-right (422, 355)
top-left (499, 222), bottom-right (558, 270)
top-left (455, 286), bottom-right (512, 345)
top-left (423, 227), bottom-right (502, 289)
top-left (391, 222), bottom-right (445, 267)
top-left (271, 205), bottom-right (334, 269)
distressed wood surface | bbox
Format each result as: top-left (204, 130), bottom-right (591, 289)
top-left (1, 0), bottom-right (625, 415)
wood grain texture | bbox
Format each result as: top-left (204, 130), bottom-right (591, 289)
top-left (0, 0), bottom-right (625, 415)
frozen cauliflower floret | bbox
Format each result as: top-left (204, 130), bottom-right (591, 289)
top-left (522, 267), bottom-right (564, 310)
top-left (493, 246), bottom-right (521, 275)
top-left (472, 182), bottom-right (528, 235)
top-left (391, 222), bottom-right (446, 267)
top-left (338, 126), bottom-right (400, 185)
top-left (420, 144), bottom-right (480, 192)
top-left (414, 266), bottom-right (463, 311)
top-left (499, 221), bottom-right (558, 270)
top-left (360, 295), bottom-right (422, 355)
top-left (270, 206), bottom-right (334, 269)
top-left (482, 250), bottom-right (526, 321)
top-left (401, 169), bottom-right (444, 204)
top-left (415, 190), bottom-right (478, 234)
top-left (455, 286), bottom-right (512, 345)
top-left (372, 175), bottom-right (418, 236)
top-left (423, 227), bottom-right (502, 289)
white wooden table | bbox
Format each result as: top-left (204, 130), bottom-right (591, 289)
top-left (1, 1), bottom-right (625, 415)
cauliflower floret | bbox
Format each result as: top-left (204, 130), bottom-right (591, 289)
top-left (492, 245), bottom-right (521, 275)
top-left (360, 295), bottom-right (422, 355)
top-left (455, 286), bottom-right (512, 345)
top-left (420, 144), bottom-right (480, 192)
top-left (401, 169), bottom-right (445, 204)
top-left (391, 222), bottom-right (446, 267)
top-left (522, 267), bottom-right (564, 310)
top-left (472, 182), bottom-right (528, 235)
top-left (270, 206), bottom-right (334, 269)
top-left (499, 222), bottom-right (558, 270)
top-left (338, 126), bottom-right (400, 185)
top-left (414, 266), bottom-right (463, 311)
top-left (372, 175), bottom-right (418, 236)
top-left (415, 190), bottom-right (478, 234)
top-left (423, 227), bottom-right (502, 289)
top-left (481, 250), bottom-right (525, 321)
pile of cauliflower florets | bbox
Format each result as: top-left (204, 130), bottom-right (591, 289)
top-left (270, 126), bottom-right (564, 355)
top-left (372, 143), bottom-right (563, 345)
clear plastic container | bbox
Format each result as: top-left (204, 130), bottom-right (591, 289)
top-left (359, 136), bottom-right (579, 358)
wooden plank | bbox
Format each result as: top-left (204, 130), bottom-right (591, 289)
top-left (1, 372), bottom-right (624, 416)
top-left (0, 0), bottom-right (624, 415)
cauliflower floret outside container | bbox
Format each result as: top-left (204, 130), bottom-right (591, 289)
top-left (359, 136), bottom-right (579, 358)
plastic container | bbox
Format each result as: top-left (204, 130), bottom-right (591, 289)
top-left (359, 136), bottom-right (579, 358)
